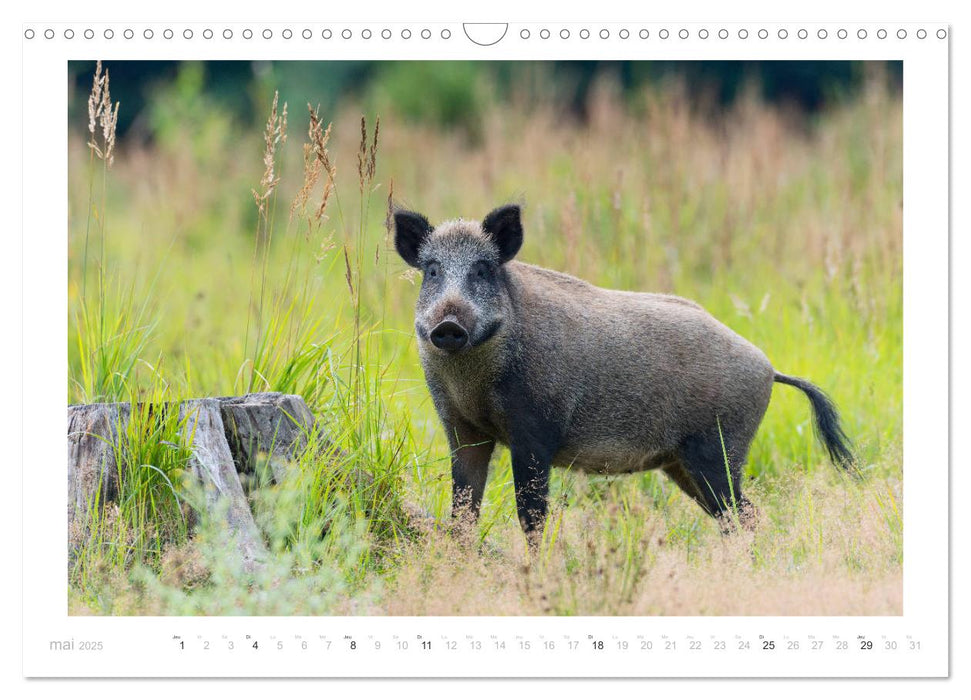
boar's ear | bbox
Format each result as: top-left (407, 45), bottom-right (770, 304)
top-left (394, 210), bottom-right (433, 268)
top-left (482, 204), bottom-right (523, 264)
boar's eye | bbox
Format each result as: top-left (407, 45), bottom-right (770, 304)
top-left (472, 261), bottom-right (491, 280)
top-left (426, 261), bottom-right (441, 279)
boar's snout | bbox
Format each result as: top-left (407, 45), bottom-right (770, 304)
top-left (429, 320), bottom-right (469, 353)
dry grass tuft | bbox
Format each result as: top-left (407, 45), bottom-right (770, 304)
top-left (158, 541), bottom-right (210, 590)
top-left (375, 472), bottom-right (901, 616)
top-left (290, 103), bottom-right (337, 233)
top-left (358, 115), bottom-right (380, 192)
top-left (252, 91), bottom-right (288, 214)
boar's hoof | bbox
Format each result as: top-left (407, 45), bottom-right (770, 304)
top-left (718, 499), bottom-right (760, 535)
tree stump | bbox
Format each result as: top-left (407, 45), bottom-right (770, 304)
top-left (67, 402), bottom-right (130, 528)
top-left (67, 392), bottom-right (319, 571)
top-left (177, 399), bottom-right (270, 567)
top-left (217, 392), bottom-right (319, 484)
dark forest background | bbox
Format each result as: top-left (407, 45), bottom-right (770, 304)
top-left (69, 60), bottom-right (902, 143)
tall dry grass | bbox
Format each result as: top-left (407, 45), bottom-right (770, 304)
top-left (379, 472), bottom-right (901, 616)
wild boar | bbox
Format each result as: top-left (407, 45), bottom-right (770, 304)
top-left (394, 204), bottom-right (854, 544)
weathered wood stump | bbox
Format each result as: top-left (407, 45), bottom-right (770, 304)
top-left (67, 392), bottom-right (320, 571)
top-left (217, 392), bottom-right (318, 484)
top-left (67, 402), bottom-right (130, 525)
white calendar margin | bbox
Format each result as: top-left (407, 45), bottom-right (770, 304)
top-left (20, 22), bottom-right (948, 678)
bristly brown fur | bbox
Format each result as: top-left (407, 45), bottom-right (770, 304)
top-left (395, 205), bottom-right (855, 543)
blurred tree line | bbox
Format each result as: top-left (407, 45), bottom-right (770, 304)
top-left (68, 60), bottom-right (901, 142)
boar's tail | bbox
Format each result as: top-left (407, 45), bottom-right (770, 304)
top-left (773, 372), bottom-right (859, 476)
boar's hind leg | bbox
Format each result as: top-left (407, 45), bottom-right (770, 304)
top-left (662, 462), bottom-right (709, 509)
top-left (676, 427), bottom-right (758, 532)
top-left (447, 420), bottom-right (495, 527)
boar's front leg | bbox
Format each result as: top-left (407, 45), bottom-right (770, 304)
top-left (509, 442), bottom-right (555, 548)
top-left (445, 419), bottom-right (495, 530)
top-left (506, 403), bottom-right (562, 547)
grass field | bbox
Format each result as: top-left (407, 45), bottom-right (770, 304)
top-left (68, 63), bottom-right (902, 615)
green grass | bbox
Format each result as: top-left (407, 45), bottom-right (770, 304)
top-left (67, 65), bottom-right (903, 616)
